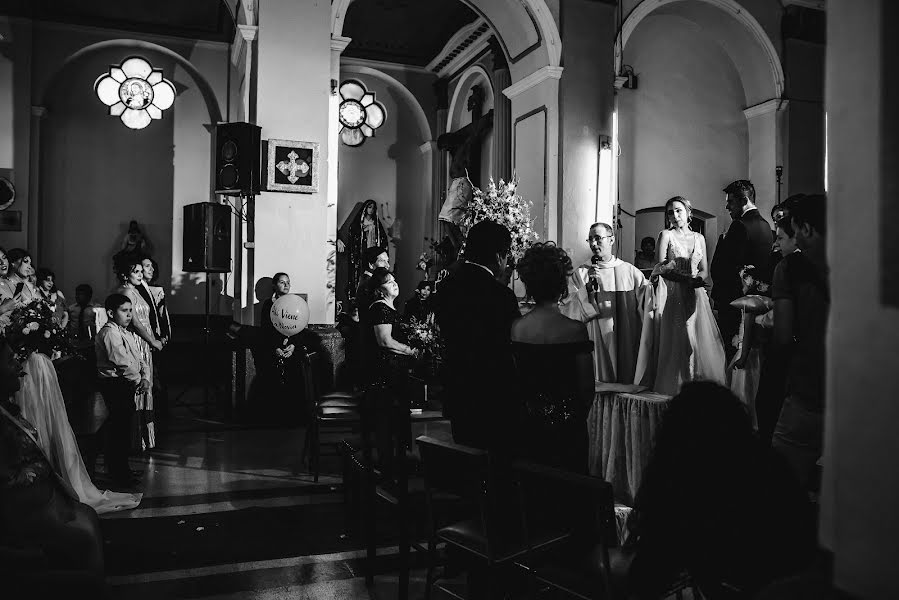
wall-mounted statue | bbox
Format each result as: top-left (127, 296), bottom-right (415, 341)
top-left (437, 85), bottom-right (494, 262)
top-left (337, 199), bottom-right (388, 298)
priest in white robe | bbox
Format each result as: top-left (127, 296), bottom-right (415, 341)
top-left (561, 223), bottom-right (648, 388)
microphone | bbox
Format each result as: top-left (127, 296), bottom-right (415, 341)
top-left (588, 255), bottom-right (600, 293)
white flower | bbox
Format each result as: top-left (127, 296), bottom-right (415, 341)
top-left (22, 328), bottom-right (30, 335)
top-left (44, 331), bottom-right (51, 338)
top-left (27, 322), bottom-right (39, 331)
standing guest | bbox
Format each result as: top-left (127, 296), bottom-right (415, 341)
top-left (726, 266), bottom-right (769, 427)
top-left (68, 285), bottom-right (106, 348)
top-left (561, 223), bottom-right (647, 387)
top-left (5, 248), bottom-right (39, 305)
top-left (772, 194), bottom-right (829, 495)
top-left (634, 236), bottom-right (656, 272)
top-left (139, 257), bottom-right (171, 421)
top-left (635, 197), bottom-right (726, 395)
top-left (710, 180), bottom-right (772, 360)
top-left (403, 280), bottom-right (434, 322)
top-left (0, 246), bottom-right (16, 318)
top-left (361, 268), bottom-right (417, 387)
top-left (95, 294), bottom-right (151, 489)
top-left (355, 246), bottom-right (390, 320)
top-left (434, 220), bottom-right (520, 450)
top-left (35, 268), bottom-right (69, 329)
top-left (114, 255), bottom-right (160, 451)
top-left (512, 243), bottom-right (593, 472)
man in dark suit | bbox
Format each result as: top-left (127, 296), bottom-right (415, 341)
top-left (434, 221), bottom-right (520, 450)
top-left (711, 180), bottom-right (772, 359)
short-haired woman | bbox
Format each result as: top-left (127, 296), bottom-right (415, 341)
top-left (36, 267), bottom-right (69, 329)
top-left (636, 196), bottom-right (726, 395)
top-left (511, 242), bottom-right (593, 472)
top-left (362, 268), bottom-right (417, 388)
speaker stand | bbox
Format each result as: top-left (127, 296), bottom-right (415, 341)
top-left (168, 274), bottom-right (218, 420)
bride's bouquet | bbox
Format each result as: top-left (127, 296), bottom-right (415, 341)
top-left (2, 299), bottom-right (69, 362)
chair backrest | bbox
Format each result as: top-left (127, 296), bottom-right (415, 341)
top-left (416, 435), bottom-right (490, 500)
top-left (512, 459), bottom-right (618, 573)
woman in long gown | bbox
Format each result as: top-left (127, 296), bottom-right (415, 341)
top-left (511, 243), bottom-right (594, 473)
top-left (114, 255), bottom-right (162, 451)
top-left (1, 250), bottom-right (140, 514)
top-left (635, 197), bottom-right (726, 395)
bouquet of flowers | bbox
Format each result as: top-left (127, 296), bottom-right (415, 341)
top-left (2, 299), bottom-right (69, 363)
top-left (415, 237), bottom-right (440, 276)
top-left (402, 316), bottom-right (444, 359)
top-left (460, 176), bottom-right (538, 261)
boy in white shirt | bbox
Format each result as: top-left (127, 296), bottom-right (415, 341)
top-left (95, 293), bottom-right (150, 488)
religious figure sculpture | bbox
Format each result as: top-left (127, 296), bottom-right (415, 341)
top-left (437, 85), bottom-right (494, 262)
top-left (113, 220), bottom-right (151, 264)
top-left (337, 199), bottom-right (388, 298)
top-left (561, 222), bottom-right (649, 389)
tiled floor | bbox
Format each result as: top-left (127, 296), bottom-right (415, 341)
top-left (97, 405), bottom-right (457, 600)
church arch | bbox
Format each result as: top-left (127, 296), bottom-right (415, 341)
top-left (39, 39), bottom-right (222, 124)
top-left (616, 0), bottom-right (784, 103)
top-left (340, 64), bottom-right (432, 143)
top-left (446, 65), bottom-right (494, 134)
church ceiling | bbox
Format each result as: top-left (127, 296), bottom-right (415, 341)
top-left (342, 0), bottom-right (478, 67)
top-left (0, 0), bottom-right (234, 43)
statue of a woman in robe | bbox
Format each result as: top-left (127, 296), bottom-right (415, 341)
top-left (337, 199), bottom-right (388, 297)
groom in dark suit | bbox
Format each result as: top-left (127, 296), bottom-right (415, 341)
top-left (434, 221), bottom-right (520, 450)
top-left (711, 180), bottom-right (773, 358)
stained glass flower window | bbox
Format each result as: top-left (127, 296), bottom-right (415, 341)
top-left (94, 57), bottom-right (176, 130)
top-left (338, 79), bottom-right (386, 147)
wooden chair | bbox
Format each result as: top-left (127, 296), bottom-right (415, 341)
top-left (416, 436), bottom-right (571, 600)
top-left (511, 460), bottom-right (619, 600)
top-left (300, 350), bottom-right (364, 482)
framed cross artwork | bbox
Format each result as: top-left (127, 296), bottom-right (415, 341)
top-left (265, 139), bottom-right (319, 193)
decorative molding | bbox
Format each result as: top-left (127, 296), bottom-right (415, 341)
top-left (783, 0), bottom-right (825, 10)
top-left (331, 35), bottom-right (352, 54)
top-left (743, 98), bottom-right (788, 119)
top-left (34, 19), bottom-right (229, 51)
top-left (502, 66), bottom-right (563, 100)
top-left (419, 141), bottom-right (436, 155)
top-left (426, 18), bottom-right (491, 76)
top-left (616, 0), bottom-right (784, 99)
top-left (446, 65), bottom-right (494, 133)
top-left (340, 56), bottom-right (432, 75)
top-left (231, 24), bottom-right (258, 67)
top-left (31, 106), bottom-right (47, 118)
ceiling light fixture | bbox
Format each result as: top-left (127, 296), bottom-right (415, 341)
top-left (94, 56), bottom-right (176, 130)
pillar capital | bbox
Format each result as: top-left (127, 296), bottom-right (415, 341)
top-left (231, 25), bottom-right (259, 67)
top-left (31, 106), bottom-right (47, 118)
top-left (330, 35), bottom-right (352, 54)
top-left (743, 98), bottom-right (789, 120)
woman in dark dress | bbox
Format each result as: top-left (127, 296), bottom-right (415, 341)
top-left (259, 272), bottom-right (305, 423)
top-left (511, 243), bottom-right (594, 473)
top-left (361, 268), bottom-right (417, 388)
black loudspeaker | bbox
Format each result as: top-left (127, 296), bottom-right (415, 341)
top-left (214, 122), bottom-right (261, 196)
top-left (183, 203), bottom-right (232, 273)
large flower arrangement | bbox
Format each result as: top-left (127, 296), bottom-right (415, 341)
top-left (2, 299), bottom-right (69, 362)
top-left (460, 176), bottom-right (538, 261)
top-left (402, 316), bottom-right (443, 359)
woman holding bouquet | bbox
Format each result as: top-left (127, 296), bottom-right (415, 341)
top-left (3, 248), bottom-right (39, 306)
top-left (635, 197), bottom-right (726, 395)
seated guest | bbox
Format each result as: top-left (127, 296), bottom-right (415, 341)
top-left (0, 339), bottom-right (110, 596)
top-left (68, 284), bottom-right (106, 349)
top-left (403, 280), bottom-right (434, 322)
top-left (355, 246), bottom-right (390, 324)
top-left (626, 382), bottom-right (815, 599)
top-left (634, 236), bottom-right (656, 271)
top-left (512, 243), bottom-right (593, 472)
top-left (35, 268), bottom-right (68, 329)
top-left (434, 220), bottom-right (520, 450)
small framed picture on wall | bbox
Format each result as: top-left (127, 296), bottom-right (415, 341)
top-left (266, 139), bottom-right (319, 193)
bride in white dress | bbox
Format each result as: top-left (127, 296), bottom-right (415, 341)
top-left (635, 197), bottom-right (726, 395)
top-left (0, 248), bottom-right (140, 514)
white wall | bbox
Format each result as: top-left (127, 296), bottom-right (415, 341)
top-left (823, 1), bottom-right (899, 597)
top-left (254, 0), bottom-right (331, 323)
top-left (618, 13), bottom-right (748, 261)
top-left (336, 71), bottom-right (429, 312)
top-left (0, 55), bottom-right (13, 169)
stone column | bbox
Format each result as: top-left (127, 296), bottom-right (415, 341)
top-left (489, 38), bottom-right (512, 182)
top-left (28, 106), bottom-right (46, 253)
top-left (328, 35), bottom-right (351, 319)
top-left (419, 141), bottom-right (438, 241)
top-left (743, 99), bottom-right (789, 220)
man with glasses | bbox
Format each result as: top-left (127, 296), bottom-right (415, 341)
top-left (561, 222), bottom-right (648, 388)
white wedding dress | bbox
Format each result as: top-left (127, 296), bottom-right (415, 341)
top-left (15, 352), bottom-right (142, 514)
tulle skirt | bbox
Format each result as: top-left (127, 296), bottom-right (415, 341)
top-left (635, 277), bottom-right (727, 396)
top-left (14, 352), bottom-right (142, 514)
